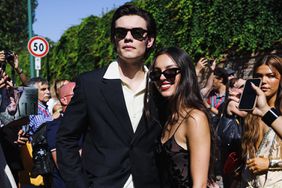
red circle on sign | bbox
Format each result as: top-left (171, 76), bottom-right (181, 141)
top-left (27, 36), bottom-right (49, 58)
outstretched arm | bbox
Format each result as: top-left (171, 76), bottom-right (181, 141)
top-left (8, 54), bottom-right (28, 86)
top-left (200, 60), bottom-right (216, 98)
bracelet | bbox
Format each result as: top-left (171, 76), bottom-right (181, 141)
top-left (269, 159), bottom-right (282, 170)
top-left (261, 108), bottom-right (279, 126)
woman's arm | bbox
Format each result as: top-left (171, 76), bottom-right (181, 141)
top-left (10, 54), bottom-right (28, 86)
top-left (186, 110), bottom-right (210, 188)
top-left (200, 60), bottom-right (216, 98)
top-left (251, 83), bottom-right (282, 138)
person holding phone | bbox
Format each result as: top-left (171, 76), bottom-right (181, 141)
top-left (249, 83), bottom-right (282, 139)
top-left (239, 55), bottom-right (282, 187)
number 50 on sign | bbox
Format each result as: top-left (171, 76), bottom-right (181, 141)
top-left (27, 36), bottom-right (49, 58)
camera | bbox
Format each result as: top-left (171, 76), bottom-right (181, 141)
top-left (21, 125), bottom-right (30, 135)
top-left (4, 50), bottom-right (14, 62)
top-left (207, 60), bottom-right (213, 66)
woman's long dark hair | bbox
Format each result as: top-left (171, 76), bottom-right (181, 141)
top-left (144, 46), bottom-right (216, 180)
top-left (149, 47), bottom-right (209, 123)
top-left (242, 55), bottom-right (282, 159)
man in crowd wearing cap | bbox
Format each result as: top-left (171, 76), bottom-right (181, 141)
top-left (225, 68), bottom-right (235, 80)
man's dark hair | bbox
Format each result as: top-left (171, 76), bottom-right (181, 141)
top-left (27, 77), bottom-right (48, 87)
top-left (214, 67), bottom-right (228, 85)
top-left (110, 4), bottom-right (157, 45)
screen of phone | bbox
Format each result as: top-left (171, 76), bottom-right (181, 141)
top-left (238, 78), bottom-right (262, 111)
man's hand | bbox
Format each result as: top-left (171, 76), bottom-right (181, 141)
top-left (14, 129), bottom-right (29, 146)
top-left (0, 71), bottom-right (13, 89)
top-left (0, 76), bottom-right (5, 88)
top-left (0, 51), bottom-right (5, 62)
top-left (226, 100), bottom-right (248, 117)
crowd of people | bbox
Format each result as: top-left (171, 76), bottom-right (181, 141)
top-left (1, 3), bottom-right (282, 188)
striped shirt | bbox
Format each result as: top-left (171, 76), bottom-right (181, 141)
top-left (28, 101), bottom-right (53, 135)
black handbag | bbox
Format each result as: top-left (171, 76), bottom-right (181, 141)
top-left (216, 115), bottom-right (242, 176)
top-left (217, 115), bottom-right (242, 147)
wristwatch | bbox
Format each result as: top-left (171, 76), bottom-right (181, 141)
top-left (262, 108), bottom-right (279, 126)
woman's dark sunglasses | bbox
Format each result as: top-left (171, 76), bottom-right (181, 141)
top-left (149, 68), bottom-right (181, 81)
top-left (114, 27), bottom-right (148, 41)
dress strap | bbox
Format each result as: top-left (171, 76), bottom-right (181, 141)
top-left (171, 112), bottom-right (190, 136)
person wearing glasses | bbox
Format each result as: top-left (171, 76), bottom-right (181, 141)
top-left (56, 4), bottom-right (162, 188)
top-left (146, 47), bottom-right (214, 188)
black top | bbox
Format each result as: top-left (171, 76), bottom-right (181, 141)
top-left (162, 136), bottom-right (191, 188)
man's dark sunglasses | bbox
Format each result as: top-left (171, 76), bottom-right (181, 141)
top-left (149, 68), bottom-right (181, 81)
top-left (114, 27), bottom-right (148, 41)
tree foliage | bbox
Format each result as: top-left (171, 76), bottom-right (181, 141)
top-left (0, 0), bottom-right (37, 51)
top-left (139, 0), bottom-right (282, 59)
top-left (0, 0), bottom-right (37, 84)
top-left (3, 0), bottom-right (282, 82)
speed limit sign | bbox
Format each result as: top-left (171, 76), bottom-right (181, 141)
top-left (27, 36), bottom-right (49, 58)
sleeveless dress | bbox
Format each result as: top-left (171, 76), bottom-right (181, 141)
top-left (241, 129), bottom-right (282, 188)
top-left (162, 115), bottom-right (191, 188)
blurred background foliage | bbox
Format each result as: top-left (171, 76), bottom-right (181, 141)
top-left (1, 0), bottom-right (282, 83)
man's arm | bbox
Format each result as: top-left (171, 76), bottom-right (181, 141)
top-left (56, 76), bottom-right (88, 188)
top-left (4, 53), bottom-right (28, 86)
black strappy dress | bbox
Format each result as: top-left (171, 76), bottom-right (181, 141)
top-left (161, 116), bottom-right (191, 188)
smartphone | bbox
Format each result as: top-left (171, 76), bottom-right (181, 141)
top-left (238, 78), bottom-right (262, 111)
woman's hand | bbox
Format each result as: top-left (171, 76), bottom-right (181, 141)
top-left (195, 58), bottom-right (208, 75)
top-left (246, 157), bottom-right (269, 174)
top-left (250, 83), bottom-right (270, 117)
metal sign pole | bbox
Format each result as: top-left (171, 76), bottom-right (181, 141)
top-left (27, 0), bottom-right (35, 78)
top-left (35, 57), bottom-right (41, 77)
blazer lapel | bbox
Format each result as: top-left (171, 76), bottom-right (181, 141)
top-left (101, 78), bottom-right (134, 141)
top-left (131, 100), bottom-right (162, 145)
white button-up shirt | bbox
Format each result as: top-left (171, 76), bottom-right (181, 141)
top-left (103, 61), bottom-right (148, 188)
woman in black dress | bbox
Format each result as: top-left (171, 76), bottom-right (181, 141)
top-left (147, 47), bottom-right (214, 188)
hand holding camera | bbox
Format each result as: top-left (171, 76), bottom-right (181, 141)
top-left (4, 50), bottom-right (15, 63)
top-left (0, 50), bottom-right (21, 71)
top-left (15, 128), bottom-right (30, 146)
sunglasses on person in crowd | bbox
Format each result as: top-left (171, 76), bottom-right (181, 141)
top-left (114, 27), bottom-right (148, 41)
top-left (149, 68), bottom-right (181, 81)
